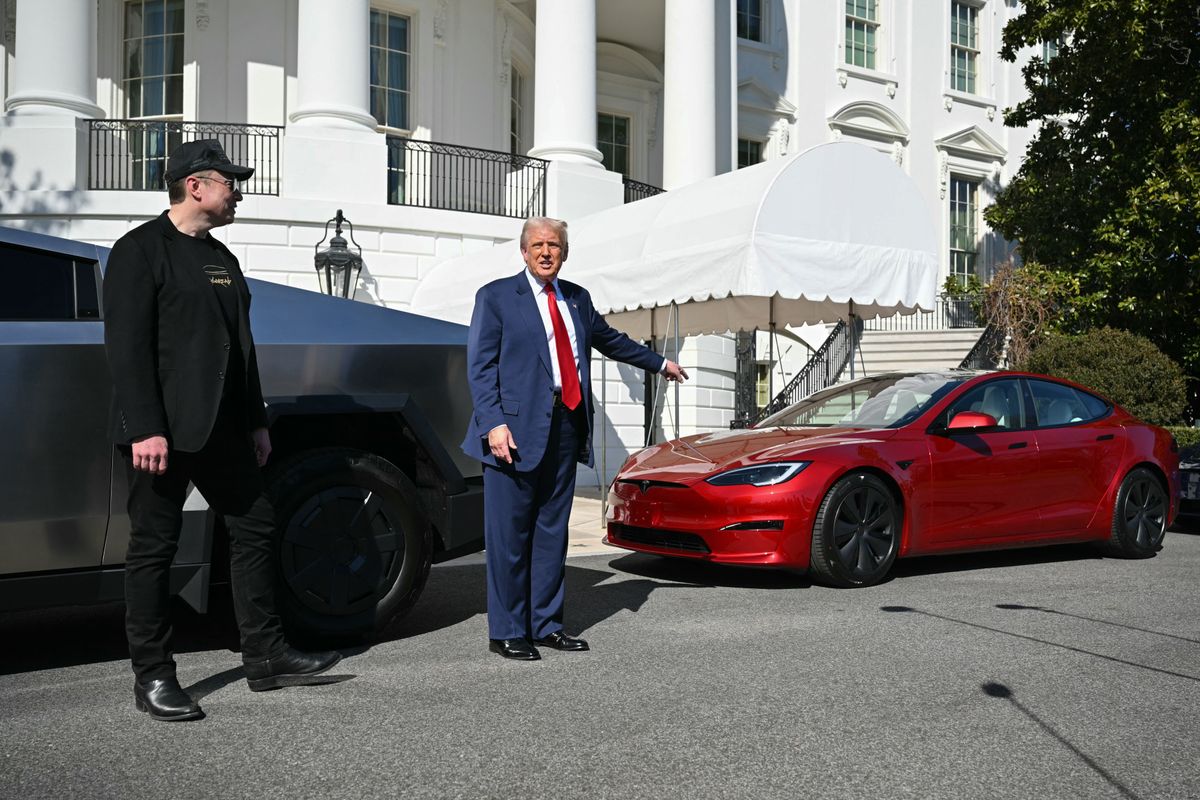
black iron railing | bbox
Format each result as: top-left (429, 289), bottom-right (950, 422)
top-left (623, 177), bottom-right (665, 204)
top-left (385, 137), bottom-right (547, 218)
top-left (959, 324), bottom-right (1006, 370)
top-left (87, 119), bottom-right (282, 195)
top-left (731, 316), bottom-right (864, 428)
top-left (862, 293), bottom-right (983, 330)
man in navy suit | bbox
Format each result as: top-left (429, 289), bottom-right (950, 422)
top-left (463, 217), bottom-right (688, 660)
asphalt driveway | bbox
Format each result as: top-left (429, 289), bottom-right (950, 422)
top-left (2, 532), bottom-right (1198, 800)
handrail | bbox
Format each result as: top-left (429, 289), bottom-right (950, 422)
top-left (862, 293), bottom-right (983, 331)
top-left (731, 316), bottom-right (863, 428)
top-left (385, 136), bottom-right (547, 218)
top-left (623, 177), bottom-right (665, 204)
top-left (958, 323), bottom-right (1006, 369)
top-left (87, 119), bottom-right (282, 195)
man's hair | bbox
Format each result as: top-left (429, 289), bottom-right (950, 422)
top-left (520, 217), bottom-right (568, 250)
top-left (166, 176), bottom-right (188, 204)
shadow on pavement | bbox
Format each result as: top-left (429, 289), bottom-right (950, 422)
top-left (0, 598), bottom-right (241, 676)
top-left (607, 552), bottom-right (812, 589)
top-left (891, 542), bottom-right (1101, 579)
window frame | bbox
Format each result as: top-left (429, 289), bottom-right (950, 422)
top-left (737, 138), bottom-right (764, 169)
top-left (844, 0), bottom-right (880, 71)
top-left (736, 0), bottom-right (766, 43)
top-left (369, 7), bottom-right (414, 134)
top-left (596, 111), bottom-right (633, 177)
top-left (949, 0), bottom-right (980, 95)
top-left (948, 175), bottom-right (980, 282)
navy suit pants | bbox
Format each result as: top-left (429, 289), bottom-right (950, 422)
top-left (483, 402), bottom-right (582, 640)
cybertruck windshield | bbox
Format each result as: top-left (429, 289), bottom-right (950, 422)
top-left (757, 373), bottom-right (968, 429)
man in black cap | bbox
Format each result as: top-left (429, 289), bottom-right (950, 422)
top-left (104, 139), bottom-right (341, 722)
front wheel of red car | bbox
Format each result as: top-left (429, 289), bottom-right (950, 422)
top-left (809, 473), bottom-right (899, 588)
top-left (1104, 467), bottom-right (1167, 558)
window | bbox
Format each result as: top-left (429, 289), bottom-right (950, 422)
top-left (123, 0), bottom-right (184, 118)
top-left (949, 176), bottom-right (978, 280)
top-left (597, 113), bottom-right (631, 176)
top-left (1028, 379), bottom-right (1109, 427)
top-left (737, 139), bottom-right (763, 169)
top-left (755, 363), bottom-right (771, 409)
top-left (845, 0), bottom-right (879, 70)
top-left (123, 0), bottom-right (185, 189)
top-left (370, 10), bottom-right (411, 131)
top-left (510, 66), bottom-right (525, 155)
top-left (737, 0), bottom-right (764, 42)
top-left (950, 1), bottom-right (978, 94)
top-left (0, 245), bottom-right (100, 321)
top-left (944, 378), bottom-right (1027, 431)
top-left (1041, 37), bottom-right (1062, 85)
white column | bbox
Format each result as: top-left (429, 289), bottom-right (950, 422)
top-left (290, 0), bottom-right (377, 130)
top-left (284, 0), bottom-right (384, 202)
top-left (662, 0), bottom-right (717, 190)
top-left (528, 0), bottom-right (602, 165)
top-left (4, 0), bottom-right (101, 117)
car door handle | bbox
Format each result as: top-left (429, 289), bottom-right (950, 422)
top-left (1008, 442), bottom-right (1028, 450)
top-left (1097, 434), bottom-right (1115, 441)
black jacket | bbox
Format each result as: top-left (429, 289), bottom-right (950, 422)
top-left (103, 212), bottom-right (268, 452)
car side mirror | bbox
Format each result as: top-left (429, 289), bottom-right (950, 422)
top-left (947, 410), bottom-right (998, 431)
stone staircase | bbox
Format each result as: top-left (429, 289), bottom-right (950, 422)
top-left (840, 328), bottom-right (986, 380)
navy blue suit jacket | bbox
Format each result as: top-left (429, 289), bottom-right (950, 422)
top-left (461, 271), bottom-right (664, 471)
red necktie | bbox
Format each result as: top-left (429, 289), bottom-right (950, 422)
top-left (545, 283), bottom-right (581, 410)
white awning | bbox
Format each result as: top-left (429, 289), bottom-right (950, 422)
top-left (410, 141), bottom-right (938, 338)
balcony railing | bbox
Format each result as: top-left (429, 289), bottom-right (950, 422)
top-left (87, 120), bottom-right (282, 195)
top-left (623, 177), bottom-right (665, 204)
top-left (862, 293), bottom-right (983, 331)
top-left (385, 137), bottom-right (547, 219)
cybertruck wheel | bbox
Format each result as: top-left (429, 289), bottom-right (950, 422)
top-left (266, 448), bottom-right (432, 644)
top-left (1103, 467), bottom-right (1167, 558)
top-left (809, 473), bottom-right (899, 588)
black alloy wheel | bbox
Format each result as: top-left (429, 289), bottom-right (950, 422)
top-left (1105, 466), bottom-right (1168, 558)
top-left (267, 448), bottom-right (432, 643)
top-left (809, 472), bottom-right (900, 588)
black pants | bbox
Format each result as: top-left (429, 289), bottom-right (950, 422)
top-left (122, 413), bottom-right (287, 682)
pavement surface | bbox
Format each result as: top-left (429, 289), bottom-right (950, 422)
top-left (2, 513), bottom-right (1199, 800)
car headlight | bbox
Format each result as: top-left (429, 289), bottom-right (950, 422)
top-left (705, 462), bottom-right (810, 487)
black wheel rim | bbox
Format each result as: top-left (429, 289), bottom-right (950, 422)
top-left (831, 485), bottom-right (897, 580)
top-left (280, 486), bottom-right (405, 616)
top-left (1121, 476), bottom-right (1167, 550)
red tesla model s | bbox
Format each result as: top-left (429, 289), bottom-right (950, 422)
top-left (605, 371), bottom-right (1180, 587)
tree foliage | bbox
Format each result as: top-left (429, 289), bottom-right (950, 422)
top-left (985, 1), bottom-right (1200, 382)
top-left (1021, 327), bottom-right (1188, 425)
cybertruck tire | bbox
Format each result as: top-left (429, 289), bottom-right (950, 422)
top-left (266, 447), bottom-right (432, 644)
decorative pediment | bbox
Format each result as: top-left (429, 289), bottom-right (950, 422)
top-left (737, 78), bottom-right (797, 120)
top-left (934, 126), bottom-right (1007, 161)
top-left (828, 101), bottom-right (909, 144)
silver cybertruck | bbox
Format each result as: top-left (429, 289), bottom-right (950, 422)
top-left (0, 225), bottom-right (483, 640)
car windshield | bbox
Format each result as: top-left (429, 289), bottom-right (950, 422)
top-left (756, 374), bottom-right (969, 429)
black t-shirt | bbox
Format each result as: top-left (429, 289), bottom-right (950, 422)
top-left (168, 229), bottom-right (246, 409)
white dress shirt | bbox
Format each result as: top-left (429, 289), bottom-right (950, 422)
top-left (524, 268), bottom-right (580, 392)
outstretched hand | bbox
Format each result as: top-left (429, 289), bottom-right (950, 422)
top-left (663, 360), bottom-right (689, 382)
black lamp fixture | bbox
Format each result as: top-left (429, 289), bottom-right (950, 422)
top-left (313, 209), bottom-right (364, 299)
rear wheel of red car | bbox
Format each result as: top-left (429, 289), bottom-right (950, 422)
top-left (1105, 467), bottom-right (1167, 558)
top-left (809, 473), bottom-right (899, 588)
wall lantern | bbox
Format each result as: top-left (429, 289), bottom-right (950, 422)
top-left (313, 209), bottom-right (364, 299)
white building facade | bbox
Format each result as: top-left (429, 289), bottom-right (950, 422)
top-left (0, 0), bottom-right (1040, 482)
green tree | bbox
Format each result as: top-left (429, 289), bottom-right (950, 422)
top-left (985, 1), bottom-right (1200, 385)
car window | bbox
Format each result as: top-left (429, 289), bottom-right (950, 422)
top-left (942, 378), bottom-right (1027, 431)
top-left (1028, 378), bottom-right (1110, 426)
top-left (0, 243), bottom-right (100, 321)
top-left (759, 374), bottom-right (965, 429)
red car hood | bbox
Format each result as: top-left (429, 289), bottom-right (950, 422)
top-left (617, 426), bottom-right (893, 484)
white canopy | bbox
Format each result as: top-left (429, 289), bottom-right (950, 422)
top-left (410, 141), bottom-right (938, 338)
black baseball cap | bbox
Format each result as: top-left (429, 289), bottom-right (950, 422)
top-left (164, 139), bottom-right (255, 183)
